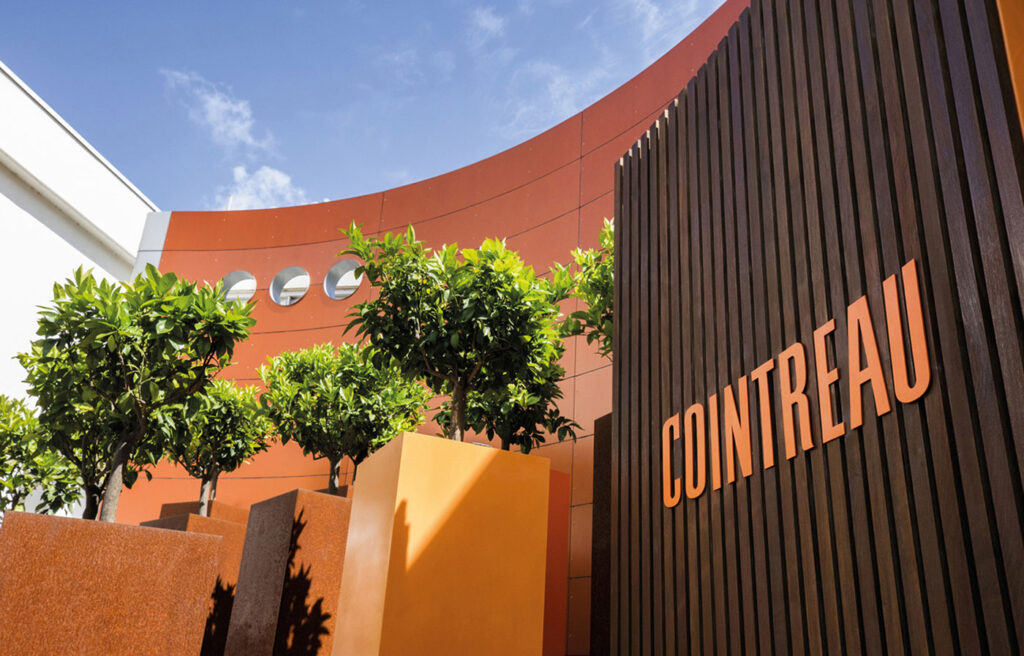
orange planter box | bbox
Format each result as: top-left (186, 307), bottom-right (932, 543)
top-left (155, 500), bottom-right (250, 525)
top-left (333, 432), bottom-right (551, 656)
top-left (0, 512), bottom-right (219, 656)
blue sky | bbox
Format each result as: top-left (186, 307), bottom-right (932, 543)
top-left (1, 0), bottom-right (723, 212)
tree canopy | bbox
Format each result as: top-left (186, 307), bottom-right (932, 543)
top-left (168, 380), bottom-right (273, 516)
top-left (342, 224), bottom-right (572, 442)
top-left (259, 342), bottom-right (429, 491)
top-left (438, 350), bottom-right (578, 453)
top-left (563, 218), bottom-right (614, 359)
top-left (19, 265), bottom-right (255, 521)
top-left (0, 395), bottom-right (79, 515)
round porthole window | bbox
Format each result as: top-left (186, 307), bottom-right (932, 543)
top-left (270, 266), bottom-right (310, 306)
top-left (221, 270), bottom-right (257, 303)
top-left (324, 259), bottom-right (363, 300)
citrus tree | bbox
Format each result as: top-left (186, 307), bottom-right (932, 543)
top-left (260, 343), bottom-right (429, 490)
top-left (437, 350), bottom-right (578, 453)
top-left (0, 395), bottom-right (79, 515)
top-left (19, 266), bottom-right (256, 521)
top-left (562, 218), bottom-right (614, 359)
top-left (342, 224), bottom-right (572, 442)
top-left (167, 380), bottom-right (273, 516)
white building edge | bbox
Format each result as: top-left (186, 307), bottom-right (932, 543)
top-left (0, 59), bottom-right (158, 398)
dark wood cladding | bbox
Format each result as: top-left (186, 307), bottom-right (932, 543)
top-left (609, 0), bottom-right (1024, 653)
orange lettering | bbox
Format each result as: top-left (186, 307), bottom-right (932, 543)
top-left (662, 413), bottom-right (681, 507)
top-left (684, 403), bottom-right (706, 499)
top-left (813, 319), bottom-right (845, 443)
top-left (884, 259), bottom-right (931, 403)
top-left (848, 295), bottom-right (892, 428)
top-left (778, 342), bottom-right (814, 458)
top-left (724, 376), bottom-right (752, 483)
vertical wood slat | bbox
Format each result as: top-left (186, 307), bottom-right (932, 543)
top-left (609, 0), bottom-right (1024, 652)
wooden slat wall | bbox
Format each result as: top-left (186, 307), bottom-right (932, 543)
top-left (609, 0), bottom-right (1024, 652)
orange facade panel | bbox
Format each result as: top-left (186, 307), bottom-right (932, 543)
top-left (997, 0), bottom-right (1024, 135)
top-left (164, 194), bottom-right (383, 251)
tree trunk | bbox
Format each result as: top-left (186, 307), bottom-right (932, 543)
top-left (352, 460), bottom-right (359, 484)
top-left (82, 487), bottom-right (100, 520)
top-left (449, 381), bottom-right (466, 442)
top-left (98, 439), bottom-right (129, 522)
top-left (198, 466), bottom-right (219, 517)
top-left (328, 457), bottom-right (341, 494)
top-left (500, 436), bottom-right (512, 451)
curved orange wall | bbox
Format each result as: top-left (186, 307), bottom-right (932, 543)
top-left (119, 3), bottom-right (743, 651)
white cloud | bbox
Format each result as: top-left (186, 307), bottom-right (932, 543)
top-left (213, 166), bottom-right (308, 211)
top-left (621, 0), bottom-right (720, 60)
top-left (468, 6), bottom-right (507, 51)
top-left (162, 69), bottom-right (310, 210)
top-left (497, 54), bottom-right (613, 140)
top-left (378, 48), bottom-right (457, 87)
top-left (379, 48), bottom-right (424, 86)
top-left (432, 50), bottom-right (456, 79)
top-left (161, 69), bottom-right (271, 151)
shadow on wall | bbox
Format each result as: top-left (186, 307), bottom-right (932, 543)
top-left (202, 578), bottom-right (236, 656)
top-left (337, 440), bottom-right (553, 656)
top-left (274, 511), bottom-right (331, 655)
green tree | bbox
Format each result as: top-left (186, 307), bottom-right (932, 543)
top-left (0, 395), bottom-right (79, 515)
top-left (342, 224), bottom-right (572, 441)
top-left (19, 266), bottom-right (256, 521)
top-left (438, 350), bottom-right (578, 453)
top-left (563, 218), bottom-right (614, 359)
top-left (168, 380), bottom-right (273, 517)
top-left (259, 343), bottom-right (429, 491)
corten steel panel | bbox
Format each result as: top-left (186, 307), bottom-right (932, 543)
top-left (573, 327), bottom-right (611, 379)
top-left (573, 365), bottom-right (613, 436)
top-left (569, 504), bottom-right (593, 578)
top-left (162, 194), bottom-right (383, 251)
top-left (533, 436), bottom-right (575, 475)
top-left (0, 512), bottom-right (219, 656)
top-left (571, 435), bottom-right (594, 505)
top-left (224, 489), bottom-right (351, 656)
top-left (156, 500), bottom-right (250, 524)
top-left (612, 0), bottom-right (1024, 652)
top-left (143, 513), bottom-right (247, 585)
top-left (544, 471), bottom-right (571, 656)
top-left (141, 513), bottom-right (248, 656)
top-left (333, 433), bottom-right (550, 656)
top-left (578, 195), bottom-right (614, 250)
top-left (566, 578), bottom-right (592, 655)
top-left (505, 209), bottom-right (581, 275)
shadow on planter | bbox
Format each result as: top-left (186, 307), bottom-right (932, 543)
top-left (273, 512), bottom-right (331, 655)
